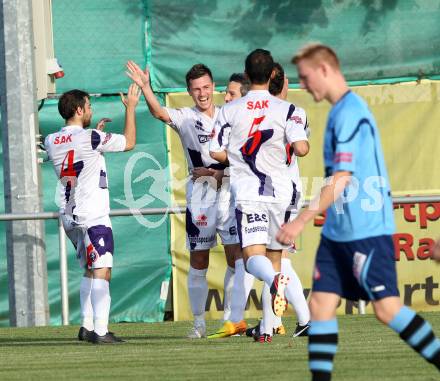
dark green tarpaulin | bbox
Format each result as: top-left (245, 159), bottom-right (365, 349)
top-left (145, 0), bottom-right (440, 91)
top-left (52, 0), bottom-right (147, 94)
top-left (0, 96), bottom-right (172, 326)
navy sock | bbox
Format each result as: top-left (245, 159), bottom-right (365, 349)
top-left (308, 319), bottom-right (338, 381)
top-left (389, 306), bottom-right (440, 370)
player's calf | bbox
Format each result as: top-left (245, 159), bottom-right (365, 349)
top-left (388, 306), bottom-right (440, 370)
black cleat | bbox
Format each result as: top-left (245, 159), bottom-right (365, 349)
top-left (91, 331), bottom-right (125, 344)
top-left (292, 322), bottom-right (310, 337)
top-left (78, 327), bottom-right (94, 342)
top-left (246, 321), bottom-right (261, 338)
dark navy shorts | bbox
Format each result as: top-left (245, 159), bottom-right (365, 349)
top-left (312, 234), bottom-right (399, 301)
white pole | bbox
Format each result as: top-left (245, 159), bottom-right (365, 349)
top-left (58, 217), bottom-right (69, 325)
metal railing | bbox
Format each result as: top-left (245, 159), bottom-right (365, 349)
top-left (0, 206), bottom-right (186, 325)
top-left (0, 194), bottom-right (439, 325)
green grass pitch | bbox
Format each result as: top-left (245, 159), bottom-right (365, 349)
top-left (0, 313), bottom-right (439, 380)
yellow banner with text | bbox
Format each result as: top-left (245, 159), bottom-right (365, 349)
top-left (166, 81), bottom-right (440, 321)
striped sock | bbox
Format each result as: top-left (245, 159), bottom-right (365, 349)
top-left (308, 319), bottom-right (338, 381)
top-left (389, 306), bottom-right (440, 369)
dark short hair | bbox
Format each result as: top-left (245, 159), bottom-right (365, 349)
top-left (269, 62), bottom-right (285, 96)
top-left (185, 64), bottom-right (213, 88)
top-left (58, 89), bottom-right (90, 120)
top-left (228, 73), bottom-right (251, 96)
top-left (245, 49), bottom-right (274, 85)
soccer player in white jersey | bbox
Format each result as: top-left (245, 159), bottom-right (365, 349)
top-left (206, 73), bottom-right (258, 338)
top-left (126, 61), bottom-right (243, 338)
top-left (45, 84), bottom-right (141, 344)
top-left (210, 49), bottom-right (309, 342)
top-left (247, 63), bottom-right (311, 340)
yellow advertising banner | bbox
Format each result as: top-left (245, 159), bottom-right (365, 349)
top-left (167, 81), bottom-right (440, 321)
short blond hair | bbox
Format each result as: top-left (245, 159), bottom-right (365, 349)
top-left (292, 43), bottom-right (340, 70)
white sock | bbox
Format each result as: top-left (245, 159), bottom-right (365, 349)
top-left (230, 259), bottom-right (255, 322)
top-left (273, 315), bottom-right (282, 329)
top-left (246, 255), bottom-right (276, 286)
top-left (223, 266), bottom-right (235, 321)
top-left (91, 278), bottom-right (111, 336)
top-left (188, 266), bottom-right (208, 326)
top-left (261, 283), bottom-right (274, 335)
top-left (282, 258), bottom-right (310, 325)
top-left (80, 277), bottom-right (94, 331)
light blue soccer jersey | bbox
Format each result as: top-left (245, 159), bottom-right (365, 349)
top-left (322, 91), bottom-right (395, 242)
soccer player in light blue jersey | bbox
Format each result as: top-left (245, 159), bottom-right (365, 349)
top-left (277, 43), bottom-right (440, 381)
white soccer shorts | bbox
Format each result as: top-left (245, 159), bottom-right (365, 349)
top-left (61, 214), bottom-right (114, 269)
top-left (186, 178), bottom-right (239, 251)
top-left (235, 200), bottom-right (291, 251)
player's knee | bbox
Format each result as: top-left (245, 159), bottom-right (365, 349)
top-left (93, 267), bottom-right (111, 281)
top-left (190, 251), bottom-right (209, 269)
top-left (308, 295), bottom-right (321, 316)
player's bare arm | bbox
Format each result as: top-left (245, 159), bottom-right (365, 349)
top-left (192, 167), bottom-right (225, 189)
top-left (126, 60), bottom-right (171, 124)
top-left (276, 170), bottom-right (351, 244)
top-left (191, 167), bottom-right (215, 180)
top-left (210, 150), bottom-right (228, 164)
top-left (291, 140), bottom-right (309, 157)
top-left (120, 83), bottom-right (141, 151)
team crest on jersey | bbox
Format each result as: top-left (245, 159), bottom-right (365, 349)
top-left (195, 214), bottom-right (208, 226)
top-left (194, 120), bottom-right (204, 131)
top-left (198, 135), bottom-right (210, 144)
top-left (289, 115), bottom-right (303, 124)
top-left (102, 133), bottom-right (112, 145)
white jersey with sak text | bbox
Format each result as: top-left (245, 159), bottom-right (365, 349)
top-left (210, 89), bottom-right (308, 204)
top-left (45, 125), bottom-right (126, 221)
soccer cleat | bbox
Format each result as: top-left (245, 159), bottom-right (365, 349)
top-left (78, 326), bottom-right (94, 342)
top-left (292, 322), bottom-right (310, 337)
top-left (187, 324), bottom-right (206, 339)
top-left (91, 331), bottom-right (125, 344)
top-left (273, 324), bottom-right (286, 335)
top-left (270, 273), bottom-right (289, 317)
top-left (246, 321), bottom-right (261, 338)
top-left (207, 320), bottom-right (247, 339)
top-left (255, 333), bottom-right (272, 343)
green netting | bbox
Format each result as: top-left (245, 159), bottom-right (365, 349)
top-left (52, 0), bottom-right (147, 94)
top-left (0, 95), bottom-right (172, 325)
top-left (146, 0), bottom-right (440, 92)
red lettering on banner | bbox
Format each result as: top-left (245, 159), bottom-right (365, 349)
top-left (419, 203), bottom-right (440, 229)
top-left (393, 233), bottom-right (435, 261)
top-left (402, 203), bottom-right (417, 222)
top-left (417, 238), bottom-right (434, 260)
top-left (393, 233), bottom-right (415, 261)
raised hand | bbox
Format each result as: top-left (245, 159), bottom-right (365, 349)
top-left (126, 61), bottom-right (150, 89)
top-left (95, 118), bottom-right (112, 131)
top-left (120, 83), bottom-right (141, 108)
